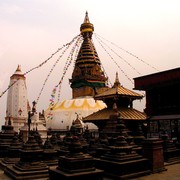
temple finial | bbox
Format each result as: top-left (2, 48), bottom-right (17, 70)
top-left (113, 72), bottom-right (121, 88)
top-left (84, 11), bottom-right (90, 23)
top-left (16, 64), bottom-right (21, 72)
top-left (14, 64), bottom-right (23, 75)
top-left (80, 11), bottom-right (94, 38)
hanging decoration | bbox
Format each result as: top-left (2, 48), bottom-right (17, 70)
top-left (91, 38), bottom-right (112, 87)
top-left (46, 86), bottom-right (57, 120)
top-left (47, 35), bottom-right (83, 120)
top-left (94, 34), bottom-right (141, 75)
top-left (0, 34), bottom-right (80, 99)
top-left (36, 34), bottom-right (81, 104)
top-left (57, 36), bottom-right (83, 101)
top-left (95, 33), bottom-right (158, 71)
top-left (36, 45), bottom-right (70, 104)
top-left (73, 36), bottom-right (83, 68)
top-left (94, 34), bottom-right (134, 84)
top-left (0, 80), bottom-right (18, 98)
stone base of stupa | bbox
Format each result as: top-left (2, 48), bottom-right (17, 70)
top-left (49, 167), bottom-right (103, 180)
top-left (4, 162), bottom-right (49, 180)
top-left (0, 158), bottom-right (20, 170)
top-left (42, 150), bottom-right (58, 167)
top-left (95, 152), bottom-right (151, 179)
top-left (49, 153), bottom-right (104, 180)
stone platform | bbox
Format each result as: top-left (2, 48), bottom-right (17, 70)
top-left (1, 163), bottom-right (180, 179)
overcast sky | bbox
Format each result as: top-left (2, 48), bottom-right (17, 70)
top-left (0, 0), bottom-right (180, 126)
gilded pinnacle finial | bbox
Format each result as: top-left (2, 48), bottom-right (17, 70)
top-left (115, 72), bottom-right (120, 83)
top-left (113, 72), bottom-right (121, 88)
top-left (16, 64), bottom-right (21, 72)
top-left (84, 11), bottom-right (90, 23)
top-left (80, 12), bottom-right (94, 38)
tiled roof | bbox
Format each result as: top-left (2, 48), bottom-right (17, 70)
top-left (95, 85), bottom-right (143, 99)
top-left (83, 107), bottom-right (147, 121)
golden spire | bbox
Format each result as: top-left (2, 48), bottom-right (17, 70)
top-left (13, 64), bottom-right (24, 76)
top-left (80, 11), bottom-right (94, 38)
top-left (83, 11), bottom-right (90, 23)
top-left (113, 72), bottom-right (121, 88)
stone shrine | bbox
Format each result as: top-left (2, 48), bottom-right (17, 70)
top-left (49, 136), bottom-right (104, 180)
top-left (0, 117), bottom-right (16, 158)
top-left (0, 134), bottom-right (22, 170)
top-left (4, 135), bottom-right (49, 179)
top-left (95, 111), bottom-right (151, 179)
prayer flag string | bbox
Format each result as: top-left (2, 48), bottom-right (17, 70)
top-left (57, 36), bottom-right (83, 102)
top-left (91, 38), bottom-right (112, 87)
top-left (0, 34), bottom-right (80, 99)
top-left (94, 34), bottom-right (141, 75)
top-left (36, 34), bottom-right (81, 104)
top-left (47, 36), bottom-right (83, 120)
top-left (94, 34), bottom-right (134, 84)
top-left (95, 33), bottom-right (158, 71)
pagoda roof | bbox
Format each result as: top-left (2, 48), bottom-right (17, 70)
top-left (94, 72), bottom-right (143, 100)
top-left (82, 107), bottom-right (147, 122)
top-left (95, 85), bottom-right (143, 100)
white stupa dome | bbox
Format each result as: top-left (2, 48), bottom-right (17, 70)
top-left (45, 96), bottom-right (106, 130)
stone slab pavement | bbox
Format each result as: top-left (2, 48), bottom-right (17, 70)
top-left (0, 169), bottom-right (10, 180)
top-left (132, 163), bottom-right (180, 180)
top-left (0, 163), bottom-right (180, 179)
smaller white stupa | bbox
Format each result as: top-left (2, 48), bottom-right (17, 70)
top-left (20, 101), bottom-right (47, 143)
top-left (6, 65), bottom-right (30, 132)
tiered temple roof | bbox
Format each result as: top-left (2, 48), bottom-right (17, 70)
top-left (82, 107), bottom-right (146, 122)
top-left (83, 72), bottom-right (146, 124)
top-left (70, 12), bottom-right (108, 98)
top-left (96, 72), bottom-right (143, 99)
